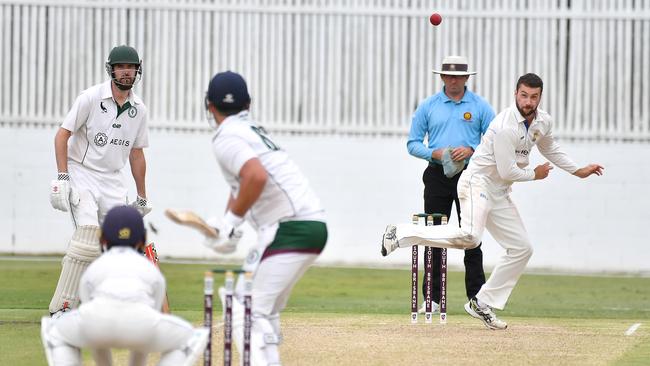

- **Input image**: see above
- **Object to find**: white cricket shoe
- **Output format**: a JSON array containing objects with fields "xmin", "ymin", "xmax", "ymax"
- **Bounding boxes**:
[
  {"xmin": 381, "ymin": 225, "xmax": 399, "ymax": 257},
  {"xmin": 180, "ymin": 327, "xmax": 210, "ymax": 366},
  {"xmin": 418, "ymin": 301, "xmax": 440, "ymax": 314},
  {"xmin": 464, "ymin": 297, "xmax": 508, "ymax": 330}
]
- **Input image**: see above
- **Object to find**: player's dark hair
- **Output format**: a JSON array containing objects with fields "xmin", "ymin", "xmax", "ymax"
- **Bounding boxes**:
[
  {"xmin": 516, "ymin": 73, "xmax": 543, "ymax": 93},
  {"xmin": 214, "ymin": 103, "xmax": 250, "ymax": 116}
]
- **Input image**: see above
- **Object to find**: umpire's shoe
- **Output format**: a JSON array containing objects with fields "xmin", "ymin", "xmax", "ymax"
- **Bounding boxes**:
[
  {"xmin": 464, "ymin": 297, "xmax": 508, "ymax": 330},
  {"xmin": 381, "ymin": 225, "xmax": 399, "ymax": 256}
]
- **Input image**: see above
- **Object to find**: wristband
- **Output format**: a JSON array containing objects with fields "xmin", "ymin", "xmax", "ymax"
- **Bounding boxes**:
[
  {"xmin": 58, "ymin": 172, "xmax": 70, "ymax": 181},
  {"xmin": 223, "ymin": 210, "xmax": 244, "ymax": 228}
]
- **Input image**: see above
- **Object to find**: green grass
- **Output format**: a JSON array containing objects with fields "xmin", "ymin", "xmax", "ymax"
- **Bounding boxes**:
[{"xmin": 1, "ymin": 259, "xmax": 649, "ymax": 365}]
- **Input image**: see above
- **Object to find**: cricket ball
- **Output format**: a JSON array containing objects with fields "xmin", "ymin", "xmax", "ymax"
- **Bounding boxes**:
[{"xmin": 430, "ymin": 13, "xmax": 442, "ymax": 26}]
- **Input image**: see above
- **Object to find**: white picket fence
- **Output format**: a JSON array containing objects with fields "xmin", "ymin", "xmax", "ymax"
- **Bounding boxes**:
[{"xmin": 1, "ymin": 0, "xmax": 649, "ymax": 140}]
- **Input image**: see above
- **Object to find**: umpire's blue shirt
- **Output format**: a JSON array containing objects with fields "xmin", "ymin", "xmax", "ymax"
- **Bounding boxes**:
[{"xmin": 407, "ymin": 87, "xmax": 495, "ymax": 164}]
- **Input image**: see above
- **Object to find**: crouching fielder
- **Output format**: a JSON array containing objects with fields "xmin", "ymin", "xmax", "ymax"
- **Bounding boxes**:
[
  {"xmin": 41, "ymin": 206, "xmax": 208, "ymax": 366},
  {"xmin": 381, "ymin": 73, "xmax": 603, "ymax": 330},
  {"xmin": 202, "ymin": 71, "xmax": 328, "ymax": 365}
]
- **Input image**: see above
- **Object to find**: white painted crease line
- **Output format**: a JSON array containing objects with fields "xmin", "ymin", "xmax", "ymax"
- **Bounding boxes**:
[{"xmin": 625, "ymin": 323, "xmax": 641, "ymax": 336}]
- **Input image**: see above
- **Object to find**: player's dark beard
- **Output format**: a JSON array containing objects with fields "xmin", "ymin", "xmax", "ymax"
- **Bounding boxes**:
[
  {"xmin": 516, "ymin": 101, "xmax": 536, "ymax": 119},
  {"xmin": 114, "ymin": 77, "xmax": 134, "ymax": 90}
]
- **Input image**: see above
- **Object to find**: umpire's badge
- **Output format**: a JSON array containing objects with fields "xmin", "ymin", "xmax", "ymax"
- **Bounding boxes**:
[
  {"xmin": 128, "ymin": 106, "xmax": 138, "ymax": 118},
  {"xmin": 94, "ymin": 132, "xmax": 108, "ymax": 147},
  {"xmin": 463, "ymin": 112, "xmax": 472, "ymax": 121}
]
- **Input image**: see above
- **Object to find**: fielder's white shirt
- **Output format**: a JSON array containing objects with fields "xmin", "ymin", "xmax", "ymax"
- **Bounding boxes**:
[
  {"xmin": 79, "ymin": 246, "xmax": 165, "ymax": 310},
  {"xmin": 467, "ymin": 104, "xmax": 579, "ymax": 191},
  {"xmin": 61, "ymin": 80, "xmax": 149, "ymax": 173},
  {"xmin": 212, "ymin": 111, "xmax": 325, "ymax": 229}
]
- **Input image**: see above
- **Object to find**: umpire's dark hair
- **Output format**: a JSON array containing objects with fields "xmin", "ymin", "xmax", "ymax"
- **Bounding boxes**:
[{"xmin": 516, "ymin": 73, "xmax": 543, "ymax": 93}]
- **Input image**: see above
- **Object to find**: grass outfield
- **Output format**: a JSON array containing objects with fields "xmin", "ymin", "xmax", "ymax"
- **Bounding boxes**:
[{"xmin": 1, "ymin": 259, "xmax": 648, "ymax": 365}]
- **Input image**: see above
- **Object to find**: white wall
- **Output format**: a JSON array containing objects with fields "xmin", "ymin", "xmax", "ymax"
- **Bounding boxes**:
[{"xmin": 1, "ymin": 125, "xmax": 648, "ymax": 274}]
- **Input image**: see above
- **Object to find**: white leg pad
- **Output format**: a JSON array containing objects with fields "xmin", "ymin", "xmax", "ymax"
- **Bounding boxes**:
[
  {"xmin": 219, "ymin": 288, "xmax": 281, "ymax": 366},
  {"xmin": 49, "ymin": 226, "xmax": 101, "ymax": 313},
  {"xmin": 41, "ymin": 317, "xmax": 82, "ymax": 366}
]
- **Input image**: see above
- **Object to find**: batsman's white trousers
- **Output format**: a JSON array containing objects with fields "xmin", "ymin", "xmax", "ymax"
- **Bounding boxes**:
[
  {"xmin": 394, "ymin": 171, "xmax": 533, "ymax": 309},
  {"xmin": 68, "ymin": 161, "xmax": 128, "ymax": 227}
]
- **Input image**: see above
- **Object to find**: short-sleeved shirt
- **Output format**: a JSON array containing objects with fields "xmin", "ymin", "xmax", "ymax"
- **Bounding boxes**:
[
  {"xmin": 79, "ymin": 246, "xmax": 165, "ymax": 311},
  {"xmin": 61, "ymin": 80, "xmax": 149, "ymax": 173},
  {"xmin": 407, "ymin": 87, "xmax": 494, "ymax": 164},
  {"xmin": 468, "ymin": 104, "xmax": 579, "ymax": 191},
  {"xmin": 211, "ymin": 111, "xmax": 325, "ymax": 230}
]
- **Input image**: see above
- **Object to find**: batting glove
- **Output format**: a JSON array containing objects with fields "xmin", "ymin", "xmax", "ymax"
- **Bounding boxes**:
[
  {"xmin": 204, "ymin": 212, "xmax": 244, "ymax": 254},
  {"xmin": 49, "ymin": 173, "xmax": 80, "ymax": 212},
  {"xmin": 130, "ymin": 195, "xmax": 152, "ymax": 217}
]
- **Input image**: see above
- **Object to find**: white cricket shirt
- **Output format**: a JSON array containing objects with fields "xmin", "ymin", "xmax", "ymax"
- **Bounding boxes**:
[
  {"xmin": 467, "ymin": 104, "xmax": 579, "ymax": 191},
  {"xmin": 79, "ymin": 246, "xmax": 165, "ymax": 310},
  {"xmin": 61, "ymin": 80, "xmax": 149, "ymax": 173},
  {"xmin": 211, "ymin": 111, "xmax": 325, "ymax": 229}
]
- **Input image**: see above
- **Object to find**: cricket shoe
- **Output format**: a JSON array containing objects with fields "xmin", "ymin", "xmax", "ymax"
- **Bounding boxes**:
[
  {"xmin": 381, "ymin": 225, "xmax": 399, "ymax": 256},
  {"xmin": 464, "ymin": 297, "xmax": 507, "ymax": 330},
  {"xmin": 180, "ymin": 327, "xmax": 210, "ymax": 366},
  {"xmin": 418, "ymin": 301, "xmax": 440, "ymax": 314}
]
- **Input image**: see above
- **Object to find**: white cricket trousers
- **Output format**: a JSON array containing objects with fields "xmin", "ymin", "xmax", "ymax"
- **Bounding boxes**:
[
  {"xmin": 45, "ymin": 299, "xmax": 195, "ymax": 366},
  {"xmin": 395, "ymin": 171, "xmax": 533, "ymax": 309}
]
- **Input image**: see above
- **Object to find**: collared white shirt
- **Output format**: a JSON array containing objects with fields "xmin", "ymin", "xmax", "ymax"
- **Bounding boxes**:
[
  {"xmin": 79, "ymin": 246, "xmax": 165, "ymax": 310},
  {"xmin": 467, "ymin": 103, "xmax": 578, "ymax": 191},
  {"xmin": 61, "ymin": 80, "xmax": 149, "ymax": 173},
  {"xmin": 211, "ymin": 111, "xmax": 325, "ymax": 229}
]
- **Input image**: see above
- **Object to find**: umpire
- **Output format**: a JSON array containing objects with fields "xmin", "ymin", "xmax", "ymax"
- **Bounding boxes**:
[{"xmin": 407, "ymin": 55, "xmax": 495, "ymax": 312}]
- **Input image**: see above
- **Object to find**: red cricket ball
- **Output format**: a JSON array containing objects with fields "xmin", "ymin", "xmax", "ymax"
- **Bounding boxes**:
[{"xmin": 430, "ymin": 13, "xmax": 442, "ymax": 26}]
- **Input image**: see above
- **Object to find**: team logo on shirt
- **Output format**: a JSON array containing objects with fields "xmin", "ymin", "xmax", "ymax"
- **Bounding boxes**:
[
  {"xmin": 463, "ymin": 112, "xmax": 472, "ymax": 121},
  {"xmin": 128, "ymin": 106, "xmax": 138, "ymax": 118},
  {"xmin": 99, "ymin": 102, "xmax": 108, "ymax": 113},
  {"xmin": 531, "ymin": 131, "xmax": 540, "ymax": 142},
  {"xmin": 246, "ymin": 249, "xmax": 260, "ymax": 265},
  {"xmin": 94, "ymin": 132, "xmax": 108, "ymax": 147}
]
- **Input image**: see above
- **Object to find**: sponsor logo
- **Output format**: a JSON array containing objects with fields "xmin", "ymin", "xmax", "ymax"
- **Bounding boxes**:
[
  {"xmin": 479, "ymin": 192, "xmax": 488, "ymax": 201},
  {"xmin": 128, "ymin": 106, "xmax": 137, "ymax": 118},
  {"xmin": 100, "ymin": 102, "xmax": 108, "ymax": 113},
  {"xmin": 463, "ymin": 112, "xmax": 472, "ymax": 121},
  {"xmin": 515, "ymin": 149, "xmax": 529, "ymax": 156},
  {"xmin": 112, "ymin": 123, "xmax": 122, "ymax": 128},
  {"xmin": 110, "ymin": 138, "xmax": 130, "ymax": 147},
  {"xmin": 94, "ymin": 132, "xmax": 108, "ymax": 147}
]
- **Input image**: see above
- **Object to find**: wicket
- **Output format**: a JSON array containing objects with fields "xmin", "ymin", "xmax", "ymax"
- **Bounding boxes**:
[
  {"xmin": 411, "ymin": 213, "xmax": 448, "ymax": 324},
  {"xmin": 204, "ymin": 269, "xmax": 253, "ymax": 366}
]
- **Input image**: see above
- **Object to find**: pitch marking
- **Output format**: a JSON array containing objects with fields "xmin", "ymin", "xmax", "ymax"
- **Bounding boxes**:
[{"xmin": 624, "ymin": 323, "xmax": 641, "ymax": 336}]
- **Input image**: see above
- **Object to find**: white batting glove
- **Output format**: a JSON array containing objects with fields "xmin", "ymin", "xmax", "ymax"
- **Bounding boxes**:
[
  {"xmin": 49, "ymin": 173, "xmax": 80, "ymax": 212},
  {"xmin": 130, "ymin": 195, "xmax": 152, "ymax": 217},
  {"xmin": 204, "ymin": 212, "xmax": 244, "ymax": 254}
]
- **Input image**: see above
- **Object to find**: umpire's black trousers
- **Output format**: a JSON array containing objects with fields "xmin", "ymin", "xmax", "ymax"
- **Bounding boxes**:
[{"xmin": 422, "ymin": 163, "xmax": 486, "ymax": 303}]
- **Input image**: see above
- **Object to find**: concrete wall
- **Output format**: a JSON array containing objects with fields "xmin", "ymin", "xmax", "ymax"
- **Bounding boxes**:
[{"xmin": 1, "ymin": 125, "xmax": 648, "ymax": 274}]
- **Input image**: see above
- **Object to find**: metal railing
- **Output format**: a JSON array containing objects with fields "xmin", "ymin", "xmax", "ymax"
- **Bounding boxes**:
[{"xmin": 1, "ymin": 0, "xmax": 649, "ymax": 140}]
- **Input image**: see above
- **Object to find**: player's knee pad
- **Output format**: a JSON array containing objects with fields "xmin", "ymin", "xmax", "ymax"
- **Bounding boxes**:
[{"xmin": 49, "ymin": 226, "xmax": 101, "ymax": 313}]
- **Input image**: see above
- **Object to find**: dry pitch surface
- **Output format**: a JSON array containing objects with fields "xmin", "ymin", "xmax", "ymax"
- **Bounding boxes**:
[{"xmin": 107, "ymin": 313, "xmax": 646, "ymax": 365}]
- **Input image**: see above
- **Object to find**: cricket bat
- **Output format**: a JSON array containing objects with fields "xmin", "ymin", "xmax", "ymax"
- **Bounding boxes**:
[
  {"xmin": 164, "ymin": 208, "xmax": 219, "ymax": 238},
  {"xmin": 143, "ymin": 242, "xmax": 171, "ymax": 314}
]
